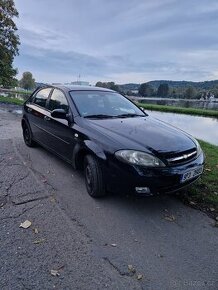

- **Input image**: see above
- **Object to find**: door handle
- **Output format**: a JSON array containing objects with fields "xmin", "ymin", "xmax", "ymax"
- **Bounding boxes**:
[{"xmin": 44, "ymin": 116, "xmax": 50, "ymax": 121}]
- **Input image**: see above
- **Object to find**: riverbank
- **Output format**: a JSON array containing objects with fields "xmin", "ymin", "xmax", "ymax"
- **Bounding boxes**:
[
  {"xmin": 139, "ymin": 103, "xmax": 218, "ymax": 118},
  {"xmin": 181, "ymin": 140, "xmax": 218, "ymax": 221},
  {"xmin": 0, "ymin": 95, "xmax": 24, "ymax": 105}
]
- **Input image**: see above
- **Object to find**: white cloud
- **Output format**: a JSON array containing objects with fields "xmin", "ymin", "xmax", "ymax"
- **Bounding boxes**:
[{"xmin": 14, "ymin": 0, "xmax": 218, "ymax": 83}]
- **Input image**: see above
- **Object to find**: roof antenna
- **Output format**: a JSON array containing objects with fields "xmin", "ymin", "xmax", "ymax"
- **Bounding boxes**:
[{"xmin": 77, "ymin": 74, "xmax": 81, "ymax": 83}]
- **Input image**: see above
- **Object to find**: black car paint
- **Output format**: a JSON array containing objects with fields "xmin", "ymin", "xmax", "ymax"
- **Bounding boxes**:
[{"xmin": 22, "ymin": 85, "xmax": 204, "ymax": 195}]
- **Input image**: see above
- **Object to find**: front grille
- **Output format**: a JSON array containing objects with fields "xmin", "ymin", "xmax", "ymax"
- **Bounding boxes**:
[{"xmin": 166, "ymin": 148, "xmax": 197, "ymax": 165}]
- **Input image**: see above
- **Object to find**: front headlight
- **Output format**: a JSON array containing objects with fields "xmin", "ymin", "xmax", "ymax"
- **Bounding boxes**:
[
  {"xmin": 195, "ymin": 140, "xmax": 202, "ymax": 156},
  {"xmin": 115, "ymin": 150, "xmax": 165, "ymax": 167}
]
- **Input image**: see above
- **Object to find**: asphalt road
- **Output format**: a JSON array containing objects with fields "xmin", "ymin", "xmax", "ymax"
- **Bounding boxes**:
[{"xmin": 0, "ymin": 105, "xmax": 217, "ymax": 290}]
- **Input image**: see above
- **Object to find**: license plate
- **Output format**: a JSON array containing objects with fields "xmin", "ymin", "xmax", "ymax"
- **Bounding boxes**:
[{"xmin": 181, "ymin": 166, "xmax": 203, "ymax": 183}]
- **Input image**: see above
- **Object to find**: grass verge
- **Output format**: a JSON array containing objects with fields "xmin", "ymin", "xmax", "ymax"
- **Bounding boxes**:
[
  {"xmin": 180, "ymin": 140, "xmax": 218, "ymax": 222},
  {"xmin": 138, "ymin": 102, "xmax": 218, "ymax": 118},
  {"xmin": 0, "ymin": 95, "xmax": 24, "ymax": 106}
]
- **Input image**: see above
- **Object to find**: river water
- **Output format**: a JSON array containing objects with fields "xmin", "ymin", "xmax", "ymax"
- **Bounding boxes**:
[{"xmin": 146, "ymin": 110, "xmax": 218, "ymax": 146}]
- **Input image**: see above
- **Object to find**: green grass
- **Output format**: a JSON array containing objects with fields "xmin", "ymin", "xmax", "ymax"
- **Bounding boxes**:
[
  {"xmin": 138, "ymin": 103, "xmax": 218, "ymax": 118},
  {"xmin": 0, "ymin": 95, "xmax": 24, "ymax": 105},
  {"xmin": 13, "ymin": 90, "xmax": 32, "ymax": 95},
  {"xmin": 183, "ymin": 140, "xmax": 218, "ymax": 216}
]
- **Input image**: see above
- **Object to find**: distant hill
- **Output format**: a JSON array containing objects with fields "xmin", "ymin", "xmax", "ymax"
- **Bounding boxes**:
[
  {"xmin": 118, "ymin": 83, "xmax": 140, "ymax": 92},
  {"xmin": 146, "ymin": 80, "xmax": 218, "ymax": 90},
  {"xmin": 119, "ymin": 80, "xmax": 218, "ymax": 92}
]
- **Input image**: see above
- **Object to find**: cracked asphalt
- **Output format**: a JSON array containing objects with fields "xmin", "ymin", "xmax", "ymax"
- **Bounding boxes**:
[{"xmin": 0, "ymin": 104, "xmax": 217, "ymax": 290}]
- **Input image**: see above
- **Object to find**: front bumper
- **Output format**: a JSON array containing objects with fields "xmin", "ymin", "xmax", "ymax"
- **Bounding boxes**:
[{"xmin": 104, "ymin": 152, "xmax": 205, "ymax": 195}]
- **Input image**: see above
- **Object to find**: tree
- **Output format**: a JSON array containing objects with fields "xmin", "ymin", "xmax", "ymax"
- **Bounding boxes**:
[
  {"xmin": 138, "ymin": 83, "xmax": 154, "ymax": 97},
  {"xmin": 0, "ymin": 0, "xmax": 20, "ymax": 87},
  {"xmin": 20, "ymin": 72, "xmax": 35, "ymax": 90},
  {"xmin": 157, "ymin": 84, "xmax": 169, "ymax": 97},
  {"xmin": 95, "ymin": 81, "xmax": 120, "ymax": 92},
  {"xmin": 184, "ymin": 86, "xmax": 197, "ymax": 99}
]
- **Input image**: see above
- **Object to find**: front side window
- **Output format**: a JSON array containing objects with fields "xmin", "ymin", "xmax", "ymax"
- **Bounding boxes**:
[
  {"xmin": 48, "ymin": 89, "xmax": 69, "ymax": 112},
  {"xmin": 33, "ymin": 88, "xmax": 52, "ymax": 108},
  {"xmin": 70, "ymin": 91, "xmax": 145, "ymax": 118}
]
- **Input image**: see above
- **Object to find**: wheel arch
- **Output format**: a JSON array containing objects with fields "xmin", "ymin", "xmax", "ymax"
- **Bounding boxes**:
[{"xmin": 72, "ymin": 140, "xmax": 106, "ymax": 170}]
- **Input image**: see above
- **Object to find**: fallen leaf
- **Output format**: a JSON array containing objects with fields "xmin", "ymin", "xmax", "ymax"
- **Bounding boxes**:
[
  {"xmin": 205, "ymin": 168, "xmax": 211, "ymax": 172},
  {"xmin": 128, "ymin": 265, "xmax": 136, "ymax": 273},
  {"xmin": 19, "ymin": 220, "xmax": 31, "ymax": 229},
  {"xmin": 111, "ymin": 243, "xmax": 117, "ymax": 247},
  {"xmin": 50, "ymin": 269, "xmax": 60, "ymax": 277},
  {"xmin": 137, "ymin": 274, "xmax": 143, "ymax": 280},
  {"xmin": 33, "ymin": 238, "xmax": 45, "ymax": 244},
  {"xmin": 189, "ymin": 201, "xmax": 196, "ymax": 206},
  {"xmin": 210, "ymin": 208, "xmax": 215, "ymax": 212},
  {"xmin": 50, "ymin": 197, "xmax": 56, "ymax": 203},
  {"xmin": 42, "ymin": 179, "xmax": 47, "ymax": 183},
  {"xmin": 214, "ymin": 192, "xmax": 218, "ymax": 196},
  {"xmin": 34, "ymin": 228, "xmax": 39, "ymax": 234},
  {"xmin": 215, "ymin": 216, "xmax": 218, "ymax": 221},
  {"xmin": 157, "ymin": 254, "xmax": 164, "ymax": 258},
  {"xmin": 164, "ymin": 215, "xmax": 176, "ymax": 222}
]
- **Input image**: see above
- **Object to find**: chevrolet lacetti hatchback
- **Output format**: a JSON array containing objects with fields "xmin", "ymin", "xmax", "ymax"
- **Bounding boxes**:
[{"xmin": 22, "ymin": 85, "xmax": 204, "ymax": 197}]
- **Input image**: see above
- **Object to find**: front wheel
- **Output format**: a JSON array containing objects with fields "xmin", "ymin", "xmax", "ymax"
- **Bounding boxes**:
[
  {"xmin": 22, "ymin": 122, "xmax": 37, "ymax": 147},
  {"xmin": 84, "ymin": 155, "xmax": 106, "ymax": 198}
]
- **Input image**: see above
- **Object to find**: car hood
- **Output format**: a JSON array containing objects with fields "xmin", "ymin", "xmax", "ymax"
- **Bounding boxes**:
[{"xmin": 86, "ymin": 116, "xmax": 196, "ymax": 154}]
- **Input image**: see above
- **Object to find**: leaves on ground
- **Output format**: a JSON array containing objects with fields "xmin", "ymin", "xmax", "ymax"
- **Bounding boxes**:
[
  {"xmin": 50, "ymin": 269, "xmax": 60, "ymax": 277},
  {"xmin": 137, "ymin": 274, "xmax": 143, "ymax": 280},
  {"xmin": 33, "ymin": 228, "xmax": 39, "ymax": 234},
  {"xmin": 111, "ymin": 243, "xmax": 117, "ymax": 247},
  {"xmin": 50, "ymin": 197, "xmax": 56, "ymax": 203},
  {"xmin": 128, "ymin": 264, "xmax": 136, "ymax": 274},
  {"xmin": 19, "ymin": 220, "xmax": 32, "ymax": 229},
  {"xmin": 33, "ymin": 238, "xmax": 46, "ymax": 244},
  {"xmin": 164, "ymin": 214, "xmax": 176, "ymax": 222}
]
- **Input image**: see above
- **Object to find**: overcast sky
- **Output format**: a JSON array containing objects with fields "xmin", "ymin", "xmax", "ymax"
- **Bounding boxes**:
[{"xmin": 14, "ymin": 0, "xmax": 218, "ymax": 84}]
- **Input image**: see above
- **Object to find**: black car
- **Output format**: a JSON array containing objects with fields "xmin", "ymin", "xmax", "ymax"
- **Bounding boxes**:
[{"xmin": 22, "ymin": 85, "xmax": 204, "ymax": 197}]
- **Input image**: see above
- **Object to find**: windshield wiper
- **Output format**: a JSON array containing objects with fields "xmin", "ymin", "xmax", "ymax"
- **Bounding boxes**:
[
  {"xmin": 116, "ymin": 113, "xmax": 145, "ymax": 118},
  {"xmin": 84, "ymin": 114, "xmax": 116, "ymax": 119}
]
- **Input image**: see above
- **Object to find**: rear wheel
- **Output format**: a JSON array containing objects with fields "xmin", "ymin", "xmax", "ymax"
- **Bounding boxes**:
[
  {"xmin": 84, "ymin": 155, "xmax": 106, "ymax": 197},
  {"xmin": 22, "ymin": 122, "xmax": 37, "ymax": 147}
]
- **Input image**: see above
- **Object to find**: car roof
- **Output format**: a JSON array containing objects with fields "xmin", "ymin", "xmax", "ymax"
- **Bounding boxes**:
[{"xmin": 48, "ymin": 85, "xmax": 115, "ymax": 93}]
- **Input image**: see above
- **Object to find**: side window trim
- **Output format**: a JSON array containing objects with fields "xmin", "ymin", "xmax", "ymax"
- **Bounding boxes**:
[{"xmin": 45, "ymin": 88, "xmax": 54, "ymax": 110}]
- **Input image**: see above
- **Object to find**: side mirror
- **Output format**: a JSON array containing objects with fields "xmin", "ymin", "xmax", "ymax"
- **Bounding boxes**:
[{"xmin": 51, "ymin": 109, "xmax": 67, "ymax": 119}]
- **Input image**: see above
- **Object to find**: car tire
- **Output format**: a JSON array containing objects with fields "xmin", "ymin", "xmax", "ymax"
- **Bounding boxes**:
[
  {"xmin": 22, "ymin": 122, "xmax": 37, "ymax": 147},
  {"xmin": 84, "ymin": 155, "xmax": 106, "ymax": 197}
]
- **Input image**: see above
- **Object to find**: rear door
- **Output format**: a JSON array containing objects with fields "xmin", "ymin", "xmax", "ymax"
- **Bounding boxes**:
[
  {"xmin": 45, "ymin": 88, "xmax": 75, "ymax": 161},
  {"xmin": 26, "ymin": 88, "xmax": 53, "ymax": 145}
]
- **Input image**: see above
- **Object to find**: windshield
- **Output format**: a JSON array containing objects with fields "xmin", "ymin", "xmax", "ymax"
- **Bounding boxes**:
[{"xmin": 70, "ymin": 91, "xmax": 146, "ymax": 118}]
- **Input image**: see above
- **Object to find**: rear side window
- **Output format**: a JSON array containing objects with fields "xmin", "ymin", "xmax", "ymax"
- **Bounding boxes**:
[
  {"xmin": 33, "ymin": 88, "xmax": 52, "ymax": 108},
  {"xmin": 47, "ymin": 89, "xmax": 69, "ymax": 113}
]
